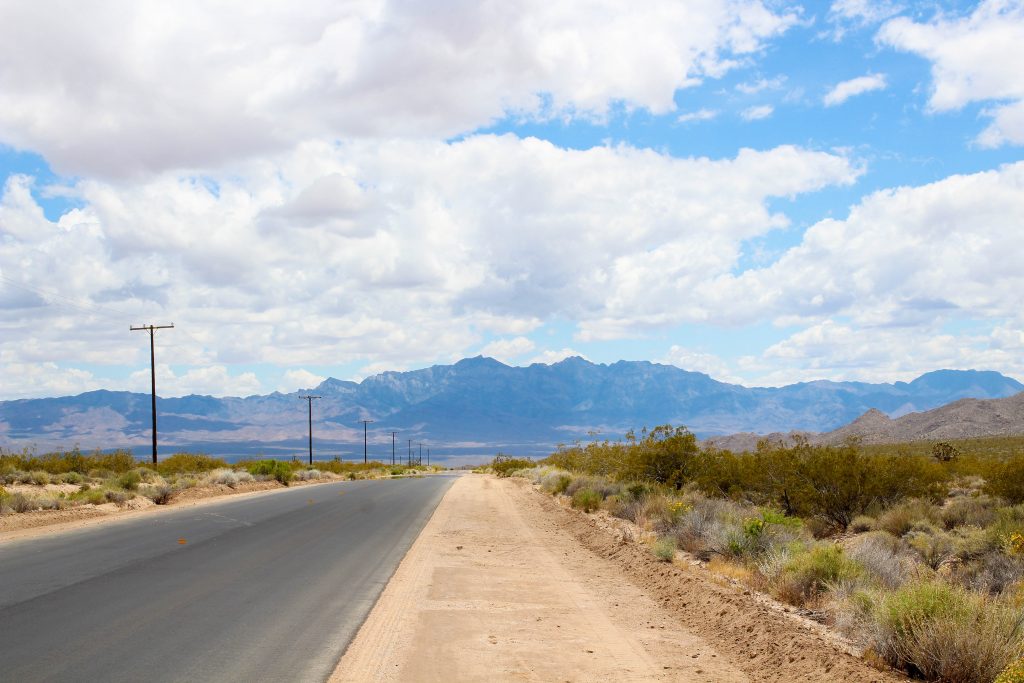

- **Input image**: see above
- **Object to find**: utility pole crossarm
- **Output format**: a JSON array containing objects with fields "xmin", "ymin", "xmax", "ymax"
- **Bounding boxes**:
[{"xmin": 131, "ymin": 323, "xmax": 174, "ymax": 465}]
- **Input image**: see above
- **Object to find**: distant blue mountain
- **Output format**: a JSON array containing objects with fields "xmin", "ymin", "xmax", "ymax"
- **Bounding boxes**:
[{"xmin": 0, "ymin": 359, "xmax": 1021, "ymax": 463}]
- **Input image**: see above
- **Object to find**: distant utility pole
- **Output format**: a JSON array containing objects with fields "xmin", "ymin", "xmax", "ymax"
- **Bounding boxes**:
[
  {"xmin": 130, "ymin": 323, "xmax": 174, "ymax": 465},
  {"xmin": 300, "ymin": 395, "xmax": 321, "ymax": 465},
  {"xmin": 407, "ymin": 439, "xmax": 412, "ymax": 466},
  {"xmin": 418, "ymin": 442, "xmax": 423, "ymax": 466},
  {"xmin": 427, "ymin": 448, "xmax": 430, "ymax": 467},
  {"xmin": 359, "ymin": 419, "xmax": 374, "ymax": 464},
  {"xmin": 390, "ymin": 431, "xmax": 399, "ymax": 466}
]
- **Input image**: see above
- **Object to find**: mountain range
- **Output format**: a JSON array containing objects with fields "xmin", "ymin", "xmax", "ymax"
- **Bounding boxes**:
[{"xmin": 1, "ymin": 357, "xmax": 1021, "ymax": 463}]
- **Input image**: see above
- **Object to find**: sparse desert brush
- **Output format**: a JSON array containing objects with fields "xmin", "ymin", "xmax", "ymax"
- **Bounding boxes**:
[
  {"xmin": 117, "ymin": 470, "xmax": 142, "ymax": 491},
  {"xmin": 104, "ymin": 489, "xmax": 132, "ymax": 505},
  {"xmin": 772, "ymin": 543, "xmax": 863, "ymax": 607},
  {"xmin": 56, "ymin": 471, "xmax": 84, "ymax": 485},
  {"xmin": 941, "ymin": 494, "xmax": 999, "ymax": 530},
  {"xmin": 156, "ymin": 453, "xmax": 228, "ymax": 475},
  {"xmin": 571, "ymin": 488, "xmax": 602, "ymax": 512},
  {"xmin": 847, "ymin": 531, "xmax": 912, "ymax": 590},
  {"xmin": 489, "ymin": 454, "xmax": 534, "ymax": 478},
  {"xmin": 877, "ymin": 499, "xmax": 942, "ymax": 538},
  {"xmin": 145, "ymin": 485, "xmax": 174, "ymax": 505},
  {"xmin": 540, "ymin": 471, "xmax": 573, "ymax": 495},
  {"xmin": 652, "ymin": 536, "xmax": 676, "ymax": 561},
  {"xmin": 293, "ymin": 469, "xmax": 323, "ymax": 481},
  {"xmin": 871, "ymin": 580, "xmax": 1024, "ymax": 683},
  {"xmin": 849, "ymin": 515, "xmax": 877, "ymax": 533},
  {"xmin": 29, "ymin": 470, "xmax": 50, "ymax": 486},
  {"xmin": 205, "ymin": 468, "xmax": 240, "ymax": 487},
  {"xmin": 247, "ymin": 459, "xmax": 293, "ymax": 485}
]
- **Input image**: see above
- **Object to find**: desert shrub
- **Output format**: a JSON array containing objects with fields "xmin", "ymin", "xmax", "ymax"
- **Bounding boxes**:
[
  {"xmin": 954, "ymin": 551, "xmax": 1024, "ymax": 595},
  {"xmin": 117, "ymin": 470, "xmax": 142, "ymax": 491},
  {"xmin": 490, "ymin": 454, "xmax": 534, "ymax": 477},
  {"xmin": 156, "ymin": 453, "xmax": 228, "ymax": 475},
  {"xmin": 104, "ymin": 489, "xmax": 131, "ymax": 505},
  {"xmin": 871, "ymin": 580, "xmax": 1024, "ymax": 682},
  {"xmin": 540, "ymin": 471, "xmax": 573, "ymax": 495},
  {"xmin": 877, "ymin": 499, "xmax": 942, "ymax": 537},
  {"xmin": 57, "ymin": 471, "xmax": 84, "ymax": 485},
  {"xmin": 205, "ymin": 468, "xmax": 240, "ymax": 487},
  {"xmin": 850, "ymin": 515, "xmax": 877, "ymax": 533},
  {"xmin": 145, "ymin": 485, "xmax": 174, "ymax": 505},
  {"xmin": 247, "ymin": 459, "xmax": 293, "ymax": 485},
  {"xmin": 293, "ymin": 469, "xmax": 323, "ymax": 481},
  {"xmin": 773, "ymin": 543, "xmax": 863, "ymax": 606},
  {"xmin": 847, "ymin": 531, "xmax": 910, "ymax": 589},
  {"xmin": 941, "ymin": 494, "xmax": 999, "ymax": 530},
  {"xmin": 29, "ymin": 470, "xmax": 50, "ymax": 486},
  {"xmin": 653, "ymin": 536, "xmax": 676, "ymax": 561},
  {"xmin": 571, "ymin": 488, "xmax": 602, "ymax": 512},
  {"xmin": 987, "ymin": 454, "xmax": 1024, "ymax": 504},
  {"xmin": 616, "ymin": 425, "xmax": 700, "ymax": 487},
  {"xmin": 7, "ymin": 492, "xmax": 35, "ymax": 512}
]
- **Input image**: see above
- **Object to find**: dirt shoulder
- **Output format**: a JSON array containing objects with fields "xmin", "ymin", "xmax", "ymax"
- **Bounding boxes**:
[
  {"xmin": 0, "ymin": 477, "xmax": 330, "ymax": 543},
  {"xmin": 332, "ymin": 474, "xmax": 903, "ymax": 683}
]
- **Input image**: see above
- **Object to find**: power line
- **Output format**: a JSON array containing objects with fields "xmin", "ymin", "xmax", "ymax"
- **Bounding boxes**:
[
  {"xmin": 130, "ymin": 323, "xmax": 174, "ymax": 464},
  {"xmin": 300, "ymin": 395, "xmax": 321, "ymax": 466}
]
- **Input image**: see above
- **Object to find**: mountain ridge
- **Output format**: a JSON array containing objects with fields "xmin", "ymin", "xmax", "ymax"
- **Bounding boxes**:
[{"xmin": 1, "ymin": 359, "xmax": 1021, "ymax": 462}]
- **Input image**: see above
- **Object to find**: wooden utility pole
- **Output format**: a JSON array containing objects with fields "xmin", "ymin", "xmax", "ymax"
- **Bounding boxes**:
[
  {"xmin": 300, "ymin": 396, "xmax": 321, "ymax": 465},
  {"xmin": 130, "ymin": 323, "xmax": 174, "ymax": 465}
]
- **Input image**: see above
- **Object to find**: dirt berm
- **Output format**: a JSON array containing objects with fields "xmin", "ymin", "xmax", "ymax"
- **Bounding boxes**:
[{"xmin": 333, "ymin": 474, "xmax": 903, "ymax": 682}]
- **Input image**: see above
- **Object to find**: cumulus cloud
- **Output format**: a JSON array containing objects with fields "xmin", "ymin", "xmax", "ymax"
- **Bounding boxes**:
[
  {"xmin": 478, "ymin": 337, "xmax": 536, "ymax": 364},
  {"xmin": 828, "ymin": 0, "xmax": 904, "ymax": 39},
  {"xmin": 823, "ymin": 74, "xmax": 887, "ymax": 106},
  {"xmin": 661, "ymin": 346, "xmax": 743, "ymax": 383},
  {"xmin": 741, "ymin": 104, "xmax": 774, "ymax": 120},
  {"xmin": 529, "ymin": 348, "xmax": 588, "ymax": 365},
  {"xmin": 278, "ymin": 369, "xmax": 327, "ymax": 394},
  {"xmin": 0, "ymin": 0, "xmax": 798, "ymax": 177},
  {"xmin": 878, "ymin": 0, "xmax": 1024, "ymax": 145}
]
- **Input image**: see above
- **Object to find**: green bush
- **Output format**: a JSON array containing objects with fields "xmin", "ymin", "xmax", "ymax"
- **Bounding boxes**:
[
  {"xmin": 29, "ymin": 470, "xmax": 50, "ymax": 486},
  {"xmin": 570, "ymin": 488, "xmax": 602, "ymax": 512},
  {"xmin": 773, "ymin": 543, "xmax": 863, "ymax": 606},
  {"xmin": 872, "ymin": 580, "xmax": 1024, "ymax": 683},
  {"xmin": 145, "ymin": 485, "xmax": 174, "ymax": 505},
  {"xmin": 490, "ymin": 454, "xmax": 534, "ymax": 477},
  {"xmin": 877, "ymin": 499, "xmax": 942, "ymax": 537},
  {"xmin": 247, "ymin": 459, "xmax": 294, "ymax": 485},
  {"xmin": 653, "ymin": 536, "xmax": 676, "ymax": 561},
  {"xmin": 156, "ymin": 453, "xmax": 228, "ymax": 475},
  {"xmin": 117, "ymin": 470, "xmax": 142, "ymax": 491}
]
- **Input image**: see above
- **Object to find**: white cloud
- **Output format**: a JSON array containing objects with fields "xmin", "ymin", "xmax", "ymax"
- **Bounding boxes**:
[
  {"xmin": 828, "ymin": 0, "xmax": 904, "ymax": 39},
  {"xmin": 479, "ymin": 337, "xmax": 536, "ymax": 364},
  {"xmin": 0, "ymin": 136, "xmax": 858, "ymax": 397},
  {"xmin": 823, "ymin": 74, "xmax": 887, "ymax": 106},
  {"xmin": 677, "ymin": 108, "xmax": 719, "ymax": 123},
  {"xmin": 528, "ymin": 348, "xmax": 588, "ymax": 365},
  {"xmin": 660, "ymin": 346, "xmax": 743, "ymax": 383},
  {"xmin": 127, "ymin": 365, "xmax": 264, "ymax": 398},
  {"xmin": 736, "ymin": 75, "xmax": 786, "ymax": 94},
  {"xmin": 878, "ymin": 0, "xmax": 1024, "ymax": 146},
  {"xmin": 741, "ymin": 104, "xmax": 774, "ymax": 120},
  {"xmin": 278, "ymin": 369, "xmax": 327, "ymax": 393},
  {"xmin": 0, "ymin": 0, "xmax": 798, "ymax": 177}
]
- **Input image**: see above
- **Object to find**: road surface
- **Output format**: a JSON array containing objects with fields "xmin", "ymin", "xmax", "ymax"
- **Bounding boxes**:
[{"xmin": 0, "ymin": 474, "xmax": 457, "ymax": 682}]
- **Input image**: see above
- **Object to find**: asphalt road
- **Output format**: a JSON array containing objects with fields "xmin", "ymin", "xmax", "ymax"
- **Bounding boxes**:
[{"xmin": 0, "ymin": 474, "xmax": 458, "ymax": 682}]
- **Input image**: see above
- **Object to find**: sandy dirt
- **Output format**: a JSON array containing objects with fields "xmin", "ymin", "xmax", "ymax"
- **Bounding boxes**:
[{"xmin": 332, "ymin": 474, "xmax": 903, "ymax": 683}]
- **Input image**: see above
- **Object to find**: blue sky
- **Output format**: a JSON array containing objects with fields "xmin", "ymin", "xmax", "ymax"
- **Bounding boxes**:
[{"xmin": 1, "ymin": 0, "xmax": 1023, "ymax": 399}]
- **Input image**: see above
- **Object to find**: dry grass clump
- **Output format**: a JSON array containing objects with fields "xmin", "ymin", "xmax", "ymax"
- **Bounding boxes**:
[
  {"xmin": 570, "ymin": 488, "xmax": 602, "ymax": 512},
  {"xmin": 867, "ymin": 580, "xmax": 1024, "ymax": 683},
  {"xmin": 877, "ymin": 499, "xmax": 942, "ymax": 537},
  {"xmin": 769, "ymin": 544, "xmax": 863, "ymax": 607},
  {"xmin": 652, "ymin": 536, "xmax": 676, "ymax": 561},
  {"xmin": 292, "ymin": 469, "xmax": 323, "ymax": 481},
  {"xmin": 847, "ymin": 531, "xmax": 913, "ymax": 589}
]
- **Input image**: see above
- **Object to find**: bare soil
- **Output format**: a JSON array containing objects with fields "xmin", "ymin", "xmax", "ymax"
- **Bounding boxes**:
[{"xmin": 333, "ymin": 474, "xmax": 904, "ymax": 682}]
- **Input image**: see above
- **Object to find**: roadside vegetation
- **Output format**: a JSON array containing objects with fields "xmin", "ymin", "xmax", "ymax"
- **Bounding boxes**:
[
  {"xmin": 0, "ymin": 447, "xmax": 443, "ymax": 514},
  {"xmin": 495, "ymin": 429, "xmax": 1024, "ymax": 683}
]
